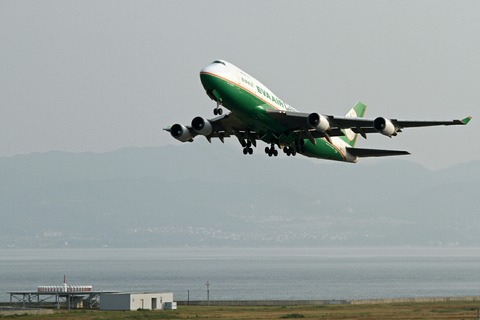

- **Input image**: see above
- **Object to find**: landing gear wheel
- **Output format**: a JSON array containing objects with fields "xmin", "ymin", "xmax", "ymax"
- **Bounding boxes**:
[
  {"xmin": 243, "ymin": 147, "xmax": 254, "ymax": 155},
  {"xmin": 265, "ymin": 143, "xmax": 280, "ymax": 157},
  {"xmin": 265, "ymin": 144, "xmax": 278, "ymax": 157},
  {"xmin": 213, "ymin": 107, "xmax": 223, "ymax": 115},
  {"xmin": 287, "ymin": 146, "xmax": 296, "ymax": 156}
]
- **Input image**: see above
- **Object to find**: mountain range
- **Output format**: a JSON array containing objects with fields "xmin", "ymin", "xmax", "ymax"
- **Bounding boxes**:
[{"xmin": 1, "ymin": 143, "xmax": 478, "ymax": 247}]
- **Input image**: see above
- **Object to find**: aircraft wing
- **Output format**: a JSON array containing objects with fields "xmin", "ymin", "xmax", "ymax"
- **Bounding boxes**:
[
  {"xmin": 330, "ymin": 116, "xmax": 472, "ymax": 129},
  {"xmin": 166, "ymin": 108, "xmax": 471, "ymax": 149},
  {"xmin": 266, "ymin": 110, "xmax": 471, "ymax": 138},
  {"xmin": 163, "ymin": 112, "xmax": 256, "ymax": 143}
]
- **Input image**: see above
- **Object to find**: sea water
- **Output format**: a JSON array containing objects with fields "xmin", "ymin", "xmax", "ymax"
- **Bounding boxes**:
[{"xmin": 1, "ymin": 247, "xmax": 480, "ymax": 302}]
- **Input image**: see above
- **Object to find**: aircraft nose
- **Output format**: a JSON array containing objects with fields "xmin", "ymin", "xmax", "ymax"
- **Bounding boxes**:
[
  {"xmin": 200, "ymin": 60, "xmax": 231, "ymax": 91},
  {"xmin": 200, "ymin": 60, "xmax": 228, "ymax": 76}
]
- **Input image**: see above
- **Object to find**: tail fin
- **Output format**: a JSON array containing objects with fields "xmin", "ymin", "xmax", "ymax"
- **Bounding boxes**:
[{"xmin": 340, "ymin": 101, "xmax": 367, "ymax": 147}]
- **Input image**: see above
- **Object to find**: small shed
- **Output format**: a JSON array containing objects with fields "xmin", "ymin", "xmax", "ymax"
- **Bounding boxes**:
[{"xmin": 100, "ymin": 292, "xmax": 176, "ymax": 311}]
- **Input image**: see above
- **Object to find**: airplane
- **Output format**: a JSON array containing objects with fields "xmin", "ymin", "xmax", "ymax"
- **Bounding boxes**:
[{"xmin": 164, "ymin": 60, "xmax": 472, "ymax": 163}]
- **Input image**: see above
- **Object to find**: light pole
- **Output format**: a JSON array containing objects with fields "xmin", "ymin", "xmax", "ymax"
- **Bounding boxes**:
[{"xmin": 205, "ymin": 281, "xmax": 210, "ymax": 304}]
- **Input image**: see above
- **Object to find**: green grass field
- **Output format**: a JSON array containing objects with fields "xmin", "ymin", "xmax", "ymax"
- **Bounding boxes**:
[{"xmin": 2, "ymin": 301, "xmax": 480, "ymax": 320}]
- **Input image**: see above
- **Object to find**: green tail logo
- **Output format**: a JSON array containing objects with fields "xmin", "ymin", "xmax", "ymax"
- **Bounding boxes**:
[{"xmin": 341, "ymin": 101, "xmax": 367, "ymax": 147}]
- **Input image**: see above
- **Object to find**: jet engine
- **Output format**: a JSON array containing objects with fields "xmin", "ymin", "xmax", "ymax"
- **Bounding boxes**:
[
  {"xmin": 373, "ymin": 117, "xmax": 397, "ymax": 137},
  {"xmin": 307, "ymin": 113, "xmax": 330, "ymax": 132},
  {"xmin": 191, "ymin": 116, "xmax": 213, "ymax": 136},
  {"xmin": 170, "ymin": 124, "xmax": 193, "ymax": 142}
]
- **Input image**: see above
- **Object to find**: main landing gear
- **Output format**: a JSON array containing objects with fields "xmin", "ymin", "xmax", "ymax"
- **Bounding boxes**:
[
  {"xmin": 283, "ymin": 146, "xmax": 296, "ymax": 156},
  {"xmin": 265, "ymin": 144, "xmax": 278, "ymax": 157},
  {"xmin": 241, "ymin": 139, "xmax": 305, "ymax": 158},
  {"xmin": 282, "ymin": 140, "xmax": 305, "ymax": 157},
  {"xmin": 242, "ymin": 140, "xmax": 254, "ymax": 155}
]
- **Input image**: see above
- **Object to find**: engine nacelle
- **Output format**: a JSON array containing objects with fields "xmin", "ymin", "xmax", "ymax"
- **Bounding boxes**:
[
  {"xmin": 170, "ymin": 124, "xmax": 193, "ymax": 142},
  {"xmin": 373, "ymin": 117, "xmax": 397, "ymax": 137},
  {"xmin": 307, "ymin": 113, "xmax": 330, "ymax": 132},
  {"xmin": 191, "ymin": 116, "xmax": 213, "ymax": 136}
]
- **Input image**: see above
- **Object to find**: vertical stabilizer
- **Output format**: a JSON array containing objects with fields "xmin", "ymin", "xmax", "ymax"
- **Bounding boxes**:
[{"xmin": 340, "ymin": 101, "xmax": 367, "ymax": 147}]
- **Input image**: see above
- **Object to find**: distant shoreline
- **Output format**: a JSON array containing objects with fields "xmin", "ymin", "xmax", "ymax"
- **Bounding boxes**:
[{"xmin": 3, "ymin": 296, "xmax": 480, "ymax": 306}]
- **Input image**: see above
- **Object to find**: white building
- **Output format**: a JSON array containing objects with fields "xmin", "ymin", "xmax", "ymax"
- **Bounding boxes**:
[{"xmin": 100, "ymin": 292, "xmax": 176, "ymax": 311}]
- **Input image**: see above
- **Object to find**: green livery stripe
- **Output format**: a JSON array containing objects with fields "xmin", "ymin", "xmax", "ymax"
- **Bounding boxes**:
[
  {"xmin": 200, "ymin": 72, "xmax": 347, "ymax": 162},
  {"xmin": 200, "ymin": 72, "xmax": 288, "ymax": 133},
  {"xmin": 303, "ymin": 139, "xmax": 346, "ymax": 161},
  {"xmin": 200, "ymin": 72, "xmax": 281, "ymax": 112}
]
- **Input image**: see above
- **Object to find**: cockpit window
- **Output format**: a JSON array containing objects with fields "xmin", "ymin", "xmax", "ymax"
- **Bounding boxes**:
[{"xmin": 212, "ymin": 60, "xmax": 226, "ymax": 66}]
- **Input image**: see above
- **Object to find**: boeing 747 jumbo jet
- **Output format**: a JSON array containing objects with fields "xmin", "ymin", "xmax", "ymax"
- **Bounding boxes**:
[{"xmin": 165, "ymin": 60, "xmax": 471, "ymax": 163}]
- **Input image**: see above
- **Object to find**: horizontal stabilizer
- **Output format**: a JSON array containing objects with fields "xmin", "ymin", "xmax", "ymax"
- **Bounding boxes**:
[{"xmin": 347, "ymin": 147, "xmax": 410, "ymax": 158}]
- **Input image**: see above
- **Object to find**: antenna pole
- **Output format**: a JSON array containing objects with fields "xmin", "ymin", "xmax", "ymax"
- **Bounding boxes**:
[{"xmin": 205, "ymin": 281, "xmax": 210, "ymax": 304}]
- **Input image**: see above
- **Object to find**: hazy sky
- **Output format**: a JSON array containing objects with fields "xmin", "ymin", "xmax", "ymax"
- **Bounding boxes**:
[{"xmin": 1, "ymin": 0, "xmax": 478, "ymax": 169}]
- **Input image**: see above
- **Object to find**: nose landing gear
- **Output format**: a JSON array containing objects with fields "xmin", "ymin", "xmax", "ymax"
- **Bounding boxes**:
[{"xmin": 213, "ymin": 101, "xmax": 223, "ymax": 115}]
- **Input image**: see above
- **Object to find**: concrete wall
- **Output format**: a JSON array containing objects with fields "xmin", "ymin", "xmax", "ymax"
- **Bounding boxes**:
[
  {"xmin": 178, "ymin": 300, "xmax": 348, "ymax": 306},
  {"xmin": 350, "ymin": 296, "xmax": 480, "ymax": 304},
  {"xmin": 100, "ymin": 292, "xmax": 174, "ymax": 311},
  {"xmin": 178, "ymin": 296, "xmax": 480, "ymax": 307}
]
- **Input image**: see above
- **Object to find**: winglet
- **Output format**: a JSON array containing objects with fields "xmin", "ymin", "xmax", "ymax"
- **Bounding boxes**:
[{"xmin": 461, "ymin": 116, "xmax": 472, "ymax": 125}]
